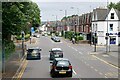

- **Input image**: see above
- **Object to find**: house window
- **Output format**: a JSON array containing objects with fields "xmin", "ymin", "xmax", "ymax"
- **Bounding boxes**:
[
  {"xmin": 110, "ymin": 24, "xmax": 113, "ymax": 31},
  {"xmin": 111, "ymin": 13, "xmax": 114, "ymax": 19}
]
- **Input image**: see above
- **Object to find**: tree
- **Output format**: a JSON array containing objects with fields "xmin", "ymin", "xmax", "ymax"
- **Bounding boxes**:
[
  {"xmin": 107, "ymin": 2, "xmax": 115, "ymax": 9},
  {"xmin": 108, "ymin": 1, "xmax": 120, "ymax": 11},
  {"xmin": 2, "ymin": 2, "xmax": 41, "ymax": 41}
]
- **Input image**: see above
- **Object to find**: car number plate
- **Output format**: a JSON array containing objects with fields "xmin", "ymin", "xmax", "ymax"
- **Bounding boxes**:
[{"xmin": 59, "ymin": 71, "xmax": 66, "ymax": 74}]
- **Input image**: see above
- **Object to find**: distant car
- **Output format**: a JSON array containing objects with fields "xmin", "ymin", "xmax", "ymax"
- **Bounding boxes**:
[
  {"xmin": 33, "ymin": 34, "xmax": 40, "ymax": 38},
  {"xmin": 54, "ymin": 37, "xmax": 60, "ymax": 42},
  {"xmin": 51, "ymin": 36, "xmax": 56, "ymax": 40},
  {"xmin": 36, "ymin": 34, "xmax": 40, "ymax": 38},
  {"xmin": 50, "ymin": 58, "xmax": 73, "ymax": 77},
  {"xmin": 51, "ymin": 36, "xmax": 60, "ymax": 42},
  {"xmin": 49, "ymin": 48, "xmax": 63, "ymax": 60},
  {"xmin": 26, "ymin": 47, "xmax": 41, "ymax": 60}
]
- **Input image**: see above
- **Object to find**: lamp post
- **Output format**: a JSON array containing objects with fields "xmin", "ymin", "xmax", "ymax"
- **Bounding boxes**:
[
  {"xmin": 21, "ymin": 31, "xmax": 25, "ymax": 57},
  {"xmin": 106, "ymin": 0, "xmax": 109, "ymax": 54}
]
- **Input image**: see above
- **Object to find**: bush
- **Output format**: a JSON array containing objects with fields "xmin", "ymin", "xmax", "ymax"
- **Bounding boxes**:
[
  {"xmin": 78, "ymin": 36, "xmax": 83, "ymax": 40},
  {"xmin": 25, "ymin": 34, "xmax": 30, "ymax": 40},
  {"xmin": 3, "ymin": 40, "xmax": 15, "ymax": 59},
  {"xmin": 16, "ymin": 34, "xmax": 30, "ymax": 40}
]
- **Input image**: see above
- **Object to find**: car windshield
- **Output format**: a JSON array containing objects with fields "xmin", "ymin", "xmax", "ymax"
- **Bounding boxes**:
[{"xmin": 57, "ymin": 60, "xmax": 70, "ymax": 66}]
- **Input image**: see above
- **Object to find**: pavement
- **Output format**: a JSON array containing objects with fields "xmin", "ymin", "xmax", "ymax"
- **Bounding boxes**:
[{"xmin": 2, "ymin": 37, "xmax": 36, "ymax": 79}]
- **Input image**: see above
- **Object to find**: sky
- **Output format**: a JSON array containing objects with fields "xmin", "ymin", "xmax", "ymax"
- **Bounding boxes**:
[{"xmin": 31, "ymin": 0, "xmax": 119, "ymax": 22}]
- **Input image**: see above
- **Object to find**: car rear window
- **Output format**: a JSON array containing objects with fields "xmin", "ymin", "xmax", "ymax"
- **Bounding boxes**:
[
  {"xmin": 28, "ymin": 49, "xmax": 39, "ymax": 53},
  {"xmin": 57, "ymin": 60, "xmax": 70, "ymax": 66}
]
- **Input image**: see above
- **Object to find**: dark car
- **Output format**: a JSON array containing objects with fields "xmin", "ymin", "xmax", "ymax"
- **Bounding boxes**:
[
  {"xmin": 50, "ymin": 58, "xmax": 73, "ymax": 77},
  {"xmin": 26, "ymin": 47, "xmax": 41, "ymax": 60},
  {"xmin": 49, "ymin": 48, "xmax": 63, "ymax": 60}
]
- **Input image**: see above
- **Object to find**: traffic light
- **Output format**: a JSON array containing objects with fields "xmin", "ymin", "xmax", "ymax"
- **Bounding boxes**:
[{"xmin": 106, "ymin": 33, "xmax": 109, "ymax": 36}]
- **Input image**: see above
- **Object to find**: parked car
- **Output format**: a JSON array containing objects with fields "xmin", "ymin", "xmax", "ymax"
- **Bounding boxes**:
[
  {"xmin": 26, "ymin": 47, "xmax": 41, "ymax": 60},
  {"xmin": 49, "ymin": 48, "xmax": 63, "ymax": 60},
  {"xmin": 50, "ymin": 58, "xmax": 73, "ymax": 77}
]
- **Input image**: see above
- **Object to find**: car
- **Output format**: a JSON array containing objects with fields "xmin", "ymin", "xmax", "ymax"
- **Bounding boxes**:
[
  {"xmin": 26, "ymin": 47, "xmax": 41, "ymax": 60},
  {"xmin": 51, "ymin": 36, "xmax": 60, "ymax": 42},
  {"xmin": 51, "ymin": 36, "xmax": 56, "ymax": 40},
  {"xmin": 54, "ymin": 37, "xmax": 60, "ymax": 42},
  {"xmin": 50, "ymin": 58, "xmax": 73, "ymax": 77},
  {"xmin": 49, "ymin": 48, "xmax": 63, "ymax": 60},
  {"xmin": 36, "ymin": 34, "xmax": 40, "ymax": 38}
]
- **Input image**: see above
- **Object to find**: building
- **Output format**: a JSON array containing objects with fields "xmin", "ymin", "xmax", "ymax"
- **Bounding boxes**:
[{"xmin": 92, "ymin": 8, "xmax": 120, "ymax": 45}]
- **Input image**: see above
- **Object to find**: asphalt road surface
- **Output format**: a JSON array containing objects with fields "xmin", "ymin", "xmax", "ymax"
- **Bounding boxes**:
[{"xmin": 21, "ymin": 35, "xmax": 118, "ymax": 79}]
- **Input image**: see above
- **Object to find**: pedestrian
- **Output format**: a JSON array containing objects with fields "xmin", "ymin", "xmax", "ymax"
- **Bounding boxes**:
[{"xmin": 72, "ymin": 37, "xmax": 75, "ymax": 44}]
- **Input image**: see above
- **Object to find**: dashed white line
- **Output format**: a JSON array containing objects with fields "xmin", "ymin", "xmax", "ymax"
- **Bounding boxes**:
[
  {"xmin": 99, "ymin": 72, "xmax": 103, "ymax": 75},
  {"xmin": 74, "ymin": 49, "xmax": 78, "ymax": 51},
  {"xmin": 73, "ymin": 69, "xmax": 77, "ymax": 75},
  {"xmin": 79, "ymin": 52, "xmax": 83, "ymax": 55},
  {"xmin": 90, "ymin": 66, "xmax": 94, "ymax": 69},
  {"xmin": 105, "ymin": 76, "xmax": 108, "ymax": 78},
  {"xmin": 94, "ymin": 69, "xmax": 98, "ymax": 72}
]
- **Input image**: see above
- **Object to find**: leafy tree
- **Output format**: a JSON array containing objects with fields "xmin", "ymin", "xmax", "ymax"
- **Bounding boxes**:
[
  {"xmin": 108, "ymin": 1, "xmax": 120, "ymax": 11},
  {"xmin": 2, "ymin": 2, "xmax": 41, "ymax": 41},
  {"xmin": 107, "ymin": 2, "xmax": 115, "ymax": 9}
]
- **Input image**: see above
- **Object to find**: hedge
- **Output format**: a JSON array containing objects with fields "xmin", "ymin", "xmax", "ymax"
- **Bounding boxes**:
[
  {"xmin": 16, "ymin": 34, "xmax": 30, "ymax": 40},
  {"xmin": 3, "ymin": 40, "xmax": 15, "ymax": 59}
]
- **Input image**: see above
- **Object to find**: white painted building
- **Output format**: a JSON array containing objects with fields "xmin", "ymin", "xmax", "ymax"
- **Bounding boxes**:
[{"xmin": 92, "ymin": 8, "xmax": 120, "ymax": 45}]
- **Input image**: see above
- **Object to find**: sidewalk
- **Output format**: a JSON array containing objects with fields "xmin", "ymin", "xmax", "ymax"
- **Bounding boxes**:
[
  {"xmin": 2, "ymin": 38, "xmax": 36, "ymax": 79},
  {"xmin": 90, "ymin": 45, "xmax": 119, "ymax": 68}
]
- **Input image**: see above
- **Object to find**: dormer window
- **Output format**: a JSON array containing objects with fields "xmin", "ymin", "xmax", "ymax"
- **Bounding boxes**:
[{"xmin": 111, "ymin": 13, "xmax": 114, "ymax": 19}]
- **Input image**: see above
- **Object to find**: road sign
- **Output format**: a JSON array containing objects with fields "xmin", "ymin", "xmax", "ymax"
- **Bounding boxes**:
[{"xmin": 31, "ymin": 27, "xmax": 35, "ymax": 33}]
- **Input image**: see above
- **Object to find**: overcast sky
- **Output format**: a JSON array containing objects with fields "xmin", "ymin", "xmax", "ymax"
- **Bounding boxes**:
[{"xmin": 31, "ymin": 0, "xmax": 119, "ymax": 22}]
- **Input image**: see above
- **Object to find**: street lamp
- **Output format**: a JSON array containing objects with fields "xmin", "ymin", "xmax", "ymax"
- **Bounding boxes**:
[{"xmin": 21, "ymin": 31, "xmax": 25, "ymax": 56}]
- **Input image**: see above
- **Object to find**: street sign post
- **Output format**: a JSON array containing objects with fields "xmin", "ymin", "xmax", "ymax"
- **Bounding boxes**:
[{"xmin": 31, "ymin": 27, "xmax": 35, "ymax": 36}]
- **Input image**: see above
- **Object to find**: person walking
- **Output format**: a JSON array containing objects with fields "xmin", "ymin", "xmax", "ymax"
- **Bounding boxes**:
[{"xmin": 72, "ymin": 37, "xmax": 75, "ymax": 44}]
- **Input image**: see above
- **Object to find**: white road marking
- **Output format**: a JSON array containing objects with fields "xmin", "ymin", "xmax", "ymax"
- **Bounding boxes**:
[
  {"xmin": 73, "ymin": 69, "xmax": 77, "ymax": 75},
  {"xmin": 91, "ymin": 66, "xmax": 94, "ymax": 69},
  {"xmin": 74, "ymin": 49, "xmax": 78, "ymax": 51},
  {"xmin": 99, "ymin": 72, "xmax": 103, "ymax": 75},
  {"xmin": 79, "ymin": 52, "xmax": 83, "ymax": 55},
  {"xmin": 105, "ymin": 76, "xmax": 108, "ymax": 78},
  {"xmin": 94, "ymin": 69, "xmax": 98, "ymax": 72}
]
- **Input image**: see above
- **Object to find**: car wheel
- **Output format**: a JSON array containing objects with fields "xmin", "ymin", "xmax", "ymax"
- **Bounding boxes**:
[
  {"xmin": 51, "ymin": 70, "xmax": 56, "ymax": 78},
  {"xmin": 68, "ymin": 72, "xmax": 72, "ymax": 77}
]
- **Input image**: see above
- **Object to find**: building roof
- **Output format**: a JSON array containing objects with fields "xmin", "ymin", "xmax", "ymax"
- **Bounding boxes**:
[
  {"xmin": 92, "ymin": 8, "xmax": 120, "ymax": 21},
  {"xmin": 114, "ymin": 9, "xmax": 120, "ymax": 20}
]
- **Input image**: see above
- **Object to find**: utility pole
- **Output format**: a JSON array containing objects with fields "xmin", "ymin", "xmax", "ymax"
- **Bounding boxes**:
[
  {"xmin": 106, "ymin": 0, "xmax": 109, "ymax": 54},
  {"xmin": 65, "ymin": 10, "xmax": 67, "ymax": 38},
  {"xmin": 21, "ymin": 31, "xmax": 25, "ymax": 57}
]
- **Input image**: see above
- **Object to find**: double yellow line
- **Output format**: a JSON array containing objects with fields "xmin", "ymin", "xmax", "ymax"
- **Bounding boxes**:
[{"xmin": 12, "ymin": 59, "xmax": 28, "ymax": 80}]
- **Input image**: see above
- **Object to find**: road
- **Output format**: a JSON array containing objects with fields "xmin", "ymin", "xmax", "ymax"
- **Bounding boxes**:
[{"xmin": 21, "ymin": 35, "xmax": 118, "ymax": 79}]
